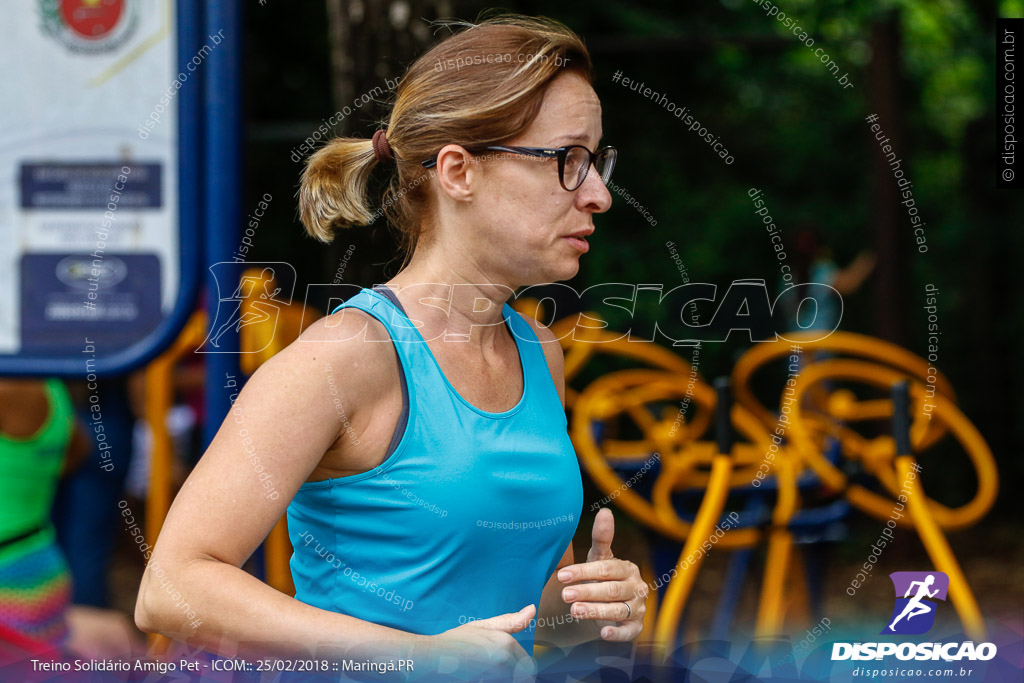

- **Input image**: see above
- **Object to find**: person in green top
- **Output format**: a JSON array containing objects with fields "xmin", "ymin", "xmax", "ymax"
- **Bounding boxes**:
[{"xmin": 0, "ymin": 378, "xmax": 88, "ymax": 647}]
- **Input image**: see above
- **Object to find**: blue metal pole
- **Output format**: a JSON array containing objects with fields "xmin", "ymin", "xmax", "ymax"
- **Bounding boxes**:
[{"xmin": 202, "ymin": 0, "xmax": 243, "ymax": 450}]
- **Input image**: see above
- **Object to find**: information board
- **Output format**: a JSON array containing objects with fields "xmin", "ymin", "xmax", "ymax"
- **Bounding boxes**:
[{"xmin": 0, "ymin": 0, "xmax": 199, "ymax": 374}]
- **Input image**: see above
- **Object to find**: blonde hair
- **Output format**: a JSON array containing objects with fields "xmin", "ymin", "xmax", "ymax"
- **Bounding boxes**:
[{"xmin": 297, "ymin": 13, "xmax": 592, "ymax": 260}]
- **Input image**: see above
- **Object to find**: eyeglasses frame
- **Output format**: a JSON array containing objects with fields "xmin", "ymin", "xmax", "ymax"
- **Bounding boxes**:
[{"xmin": 420, "ymin": 144, "xmax": 617, "ymax": 192}]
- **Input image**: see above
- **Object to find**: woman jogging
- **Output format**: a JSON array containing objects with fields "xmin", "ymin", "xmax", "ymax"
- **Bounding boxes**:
[{"xmin": 135, "ymin": 14, "xmax": 646, "ymax": 676}]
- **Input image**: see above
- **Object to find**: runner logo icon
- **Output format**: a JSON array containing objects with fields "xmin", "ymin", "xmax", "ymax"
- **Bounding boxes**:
[{"xmin": 882, "ymin": 571, "xmax": 949, "ymax": 635}]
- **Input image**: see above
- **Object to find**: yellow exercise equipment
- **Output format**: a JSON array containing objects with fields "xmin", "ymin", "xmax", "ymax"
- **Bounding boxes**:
[
  {"xmin": 553, "ymin": 305, "xmax": 996, "ymax": 649},
  {"xmin": 785, "ymin": 360, "xmax": 997, "ymax": 532}
]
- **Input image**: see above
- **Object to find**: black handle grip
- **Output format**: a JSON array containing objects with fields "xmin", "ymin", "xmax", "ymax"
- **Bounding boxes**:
[
  {"xmin": 892, "ymin": 380, "xmax": 912, "ymax": 456},
  {"xmin": 714, "ymin": 377, "xmax": 734, "ymax": 456}
]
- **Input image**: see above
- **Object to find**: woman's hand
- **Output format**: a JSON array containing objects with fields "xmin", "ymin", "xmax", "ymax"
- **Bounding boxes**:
[
  {"xmin": 557, "ymin": 508, "xmax": 648, "ymax": 641},
  {"xmin": 426, "ymin": 604, "xmax": 537, "ymax": 678}
]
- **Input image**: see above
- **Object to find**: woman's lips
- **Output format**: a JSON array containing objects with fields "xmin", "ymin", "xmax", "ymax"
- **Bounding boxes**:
[{"xmin": 563, "ymin": 235, "xmax": 590, "ymax": 253}]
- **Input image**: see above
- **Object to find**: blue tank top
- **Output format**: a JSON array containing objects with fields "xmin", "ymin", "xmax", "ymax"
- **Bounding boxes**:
[{"xmin": 286, "ymin": 285, "xmax": 583, "ymax": 655}]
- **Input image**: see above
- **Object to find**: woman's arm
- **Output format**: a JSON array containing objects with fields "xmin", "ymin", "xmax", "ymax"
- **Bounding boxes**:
[{"xmin": 134, "ymin": 311, "xmax": 420, "ymax": 659}]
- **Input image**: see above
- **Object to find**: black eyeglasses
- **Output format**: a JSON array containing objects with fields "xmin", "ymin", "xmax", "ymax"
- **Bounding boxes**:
[{"xmin": 420, "ymin": 144, "xmax": 617, "ymax": 192}]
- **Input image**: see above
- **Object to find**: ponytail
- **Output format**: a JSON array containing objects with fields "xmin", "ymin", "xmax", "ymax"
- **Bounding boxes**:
[{"xmin": 298, "ymin": 137, "xmax": 378, "ymax": 243}]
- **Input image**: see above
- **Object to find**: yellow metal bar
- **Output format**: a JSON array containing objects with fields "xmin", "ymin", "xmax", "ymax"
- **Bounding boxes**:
[
  {"xmin": 732, "ymin": 331, "xmax": 957, "ymax": 431},
  {"xmin": 895, "ymin": 455, "xmax": 986, "ymax": 640},
  {"xmin": 144, "ymin": 312, "xmax": 208, "ymax": 548},
  {"xmin": 755, "ymin": 454, "xmax": 800, "ymax": 636},
  {"xmin": 653, "ymin": 455, "xmax": 733, "ymax": 656},
  {"xmin": 265, "ymin": 517, "xmax": 295, "ymax": 595},
  {"xmin": 144, "ymin": 358, "xmax": 173, "ymax": 555},
  {"xmin": 755, "ymin": 529, "xmax": 792, "ymax": 636}
]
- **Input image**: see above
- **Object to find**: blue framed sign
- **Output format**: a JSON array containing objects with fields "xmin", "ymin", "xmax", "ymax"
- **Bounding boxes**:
[{"xmin": 0, "ymin": 0, "xmax": 202, "ymax": 376}]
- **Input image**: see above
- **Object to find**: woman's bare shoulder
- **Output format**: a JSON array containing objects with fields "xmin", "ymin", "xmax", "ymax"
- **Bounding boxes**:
[
  {"xmin": 297, "ymin": 305, "xmax": 394, "ymax": 346},
  {"xmin": 280, "ymin": 306, "xmax": 399, "ymax": 398}
]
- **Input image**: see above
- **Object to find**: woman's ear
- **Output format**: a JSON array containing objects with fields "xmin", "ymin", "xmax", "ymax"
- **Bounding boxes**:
[{"xmin": 434, "ymin": 144, "xmax": 476, "ymax": 201}]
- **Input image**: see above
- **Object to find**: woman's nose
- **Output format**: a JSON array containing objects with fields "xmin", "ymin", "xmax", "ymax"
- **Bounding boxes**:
[{"xmin": 576, "ymin": 167, "xmax": 613, "ymax": 212}]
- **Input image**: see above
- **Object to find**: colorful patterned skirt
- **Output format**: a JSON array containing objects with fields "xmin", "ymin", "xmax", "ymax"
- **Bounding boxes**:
[{"xmin": 0, "ymin": 527, "xmax": 71, "ymax": 648}]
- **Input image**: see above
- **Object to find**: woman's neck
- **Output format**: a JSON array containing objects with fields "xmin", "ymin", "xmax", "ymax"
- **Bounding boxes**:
[{"xmin": 386, "ymin": 261, "xmax": 516, "ymax": 345}]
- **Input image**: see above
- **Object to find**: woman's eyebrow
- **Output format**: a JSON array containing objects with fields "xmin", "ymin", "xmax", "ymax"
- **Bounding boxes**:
[{"xmin": 550, "ymin": 132, "xmax": 596, "ymax": 146}]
